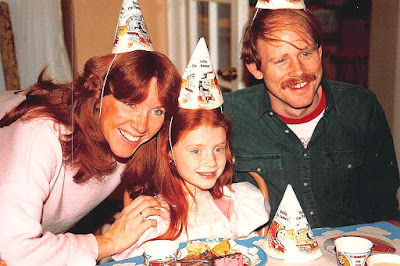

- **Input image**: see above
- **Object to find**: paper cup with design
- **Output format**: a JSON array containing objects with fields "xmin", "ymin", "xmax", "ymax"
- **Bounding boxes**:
[
  {"xmin": 334, "ymin": 236, "xmax": 373, "ymax": 266},
  {"xmin": 366, "ymin": 253, "xmax": 400, "ymax": 266},
  {"xmin": 143, "ymin": 240, "xmax": 179, "ymax": 266}
]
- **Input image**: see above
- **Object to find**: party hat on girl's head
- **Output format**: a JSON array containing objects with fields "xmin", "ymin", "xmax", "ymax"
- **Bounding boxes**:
[
  {"xmin": 264, "ymin": 184, "xmax": 322, "ymax": 262},
  {"xmin": 255, "ymin": 0, "xmax": 306, "ymax": 9},
  {"xmin": 178, "ymin": 38, "xmax": 223, "ymax": 110},
  {"xmin": 111, "ymin": 0, "xmax": 153, "ymax": 53}
]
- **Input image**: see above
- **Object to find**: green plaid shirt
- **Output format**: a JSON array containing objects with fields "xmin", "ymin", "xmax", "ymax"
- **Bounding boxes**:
[{"xmin": 223, "ymin": 79, "xmax": 399, "ymax": 228}]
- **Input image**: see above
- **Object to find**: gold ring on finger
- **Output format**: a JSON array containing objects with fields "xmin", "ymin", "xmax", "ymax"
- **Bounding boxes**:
[{"xmin": 139, "ymin": 211, "xmax": 146, "ymax": 222}]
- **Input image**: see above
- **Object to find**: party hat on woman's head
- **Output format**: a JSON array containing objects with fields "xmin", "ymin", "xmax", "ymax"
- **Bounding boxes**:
[
  {"xmin": 100, "ymin": 0, "xmax": 153, "ymax": 117},
  {"xmin": 178, "ymin": 37, "xmax": 223, "ymax": 110},
  {"xmin": 255, "ymin": 0, "xmax": 306, "ymax": 10},
  {"xmin": 111, "ymin": 0, "xmax": 153, "ymax": 53}
]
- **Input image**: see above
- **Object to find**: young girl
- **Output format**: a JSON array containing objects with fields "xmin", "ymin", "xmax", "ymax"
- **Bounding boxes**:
[{"xmin": 114, "ymin": 108, "xmax": 270, "ymax": 260}]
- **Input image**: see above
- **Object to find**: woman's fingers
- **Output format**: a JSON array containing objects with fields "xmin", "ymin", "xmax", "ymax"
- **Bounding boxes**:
[
  {"xmin": 98, "ymin": 195, "xmax": 168, "ymax": 257},
  {"xmin": 123, "ymin": 195, "xmax": 161, "ymax": 212}
]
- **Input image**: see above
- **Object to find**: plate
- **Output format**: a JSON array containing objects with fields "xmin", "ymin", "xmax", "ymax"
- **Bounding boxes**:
[
  {"xmin": 177, "ymin": 237, "xmax": 268, "ymax": 266},
  {"xmin": 99, "ymin": 237, "xmax": 267, "ymax": 266},
  {"xmin": 323, "ymin": 234, "xmax": 396, "ymax": 255}
]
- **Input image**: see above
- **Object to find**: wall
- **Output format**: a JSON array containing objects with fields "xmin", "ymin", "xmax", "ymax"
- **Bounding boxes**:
[
  {"xmin": 369, "ymin": 0, "xmax": 400, "ymax": 165},
  {"xmin": 70, "ymin": 0, "xmax": 168, "ymax": 74}
]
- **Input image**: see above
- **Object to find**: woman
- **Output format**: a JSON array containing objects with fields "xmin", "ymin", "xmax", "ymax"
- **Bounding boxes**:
[{"xmin": 0, "ymin": 50, "xmax": 181, "ymax": 265}]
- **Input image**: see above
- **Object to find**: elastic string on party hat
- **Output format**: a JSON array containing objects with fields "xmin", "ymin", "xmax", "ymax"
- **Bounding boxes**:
[
  {"xmin": 250, "ymin": 8, "xmax": 260, "ymax": 27},
  {"xmin": 168, "ymin": 116, "xmax": 176, "ymax": 163},
  {"xmin": 99, "ymin": 0, "xmax": 154, "ymax": 117},
  {"xmin": 99, "ymin": 53, "xmax": 118, "ymax": 118}
]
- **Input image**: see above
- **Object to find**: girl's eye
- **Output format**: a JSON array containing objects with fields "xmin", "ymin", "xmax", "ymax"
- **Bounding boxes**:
[
  {"xmin": 191, "ymin": 149, "xmax": 201, "ymax": 154},
  {"xmin": 151, "ymin": 108, "xmax": 165, "ymax": 116}
]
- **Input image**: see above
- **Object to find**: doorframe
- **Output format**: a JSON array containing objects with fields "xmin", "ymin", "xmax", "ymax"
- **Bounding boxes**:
[{"xmin": 167, "ymin": 0, "xmax": 249, "ymax": 90}]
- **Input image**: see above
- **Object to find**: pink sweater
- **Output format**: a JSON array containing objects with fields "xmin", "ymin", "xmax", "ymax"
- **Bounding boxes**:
[{"xmin": 0, "ymin": 91, "xmax": 124, "ymax": 265}]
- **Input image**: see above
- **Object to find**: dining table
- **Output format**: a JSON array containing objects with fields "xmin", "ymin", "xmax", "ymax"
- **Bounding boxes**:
[{"xmin": 98, "ymin": 220, "xmax": 400, "ymax": 266}]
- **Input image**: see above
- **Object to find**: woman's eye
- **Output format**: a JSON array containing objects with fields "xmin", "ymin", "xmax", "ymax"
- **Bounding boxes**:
[
  {"xmin": 125, "ymin": 103, "xmax": 136, "ymax": 108},
  {"xmin": 151, "ymin": 108, "xmax": 165, "ymax": 116}
]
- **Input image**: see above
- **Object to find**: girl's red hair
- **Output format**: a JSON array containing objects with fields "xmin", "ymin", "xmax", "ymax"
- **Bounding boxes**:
[{"xmin": 156, "ymin": 108, "xmax": 233, "ymax": 240}]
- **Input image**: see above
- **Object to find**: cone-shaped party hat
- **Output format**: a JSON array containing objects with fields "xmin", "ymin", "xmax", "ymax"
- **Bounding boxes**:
[
  {"xmin": 178, "ymin": 38, "xmax": 223, "ymax": 110},
  {"xmin": 255, "ymin": 0, "xmax": 306, "ymax": 10},
  {"xmin": 111, "ymin": 0, "xmax": 153, "ymax": 53},
  {"xmin": 264, "ymin": 185, "xmax": 322, "ymax": 262}
]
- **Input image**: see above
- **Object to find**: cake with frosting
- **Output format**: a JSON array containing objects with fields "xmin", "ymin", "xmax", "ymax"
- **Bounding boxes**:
[{"xmin": 212, "ymin": 253, "xmax": 244, "ymax": 266}]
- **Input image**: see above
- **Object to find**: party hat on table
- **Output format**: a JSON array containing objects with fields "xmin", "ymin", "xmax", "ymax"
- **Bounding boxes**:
[
  {"xmin": 111, "ymin": 0, "xmax": 153, "ymax": 54},
  {"xmin": 264, "ymin": 184, "xmax": 322, "ymax": 262},
  {"xmin": 255, "ymin": 0, "xmax": 306, "ymax": 10},
  {"xmin": 178, "ymin": 37, "xmax": 223, "ymax": 110}
]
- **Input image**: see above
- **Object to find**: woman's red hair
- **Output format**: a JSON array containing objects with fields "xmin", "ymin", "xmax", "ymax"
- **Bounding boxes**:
[{"xmin": 0, "ymin": 50, "xmax": 181, "ymax": 182}]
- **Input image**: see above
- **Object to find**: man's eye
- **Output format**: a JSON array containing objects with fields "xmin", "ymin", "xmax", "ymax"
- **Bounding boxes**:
[
  {"xmin": 191, "ymin": 149, "xmax": 201, "ymax": 154},
  {"xmin": 215, "ymin": 147, "xmax": 225, "ymax": 152}
]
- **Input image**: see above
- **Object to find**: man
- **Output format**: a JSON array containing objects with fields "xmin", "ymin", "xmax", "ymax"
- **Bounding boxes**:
[{"xmin": 223, "ymin": 2, "xmax": 399, "ymax": 228}]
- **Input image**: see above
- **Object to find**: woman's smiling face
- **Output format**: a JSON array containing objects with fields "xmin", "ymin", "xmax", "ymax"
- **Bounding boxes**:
[{"xmin": 100, "ymin": 77, "xmax": 166, "ymax": 159}]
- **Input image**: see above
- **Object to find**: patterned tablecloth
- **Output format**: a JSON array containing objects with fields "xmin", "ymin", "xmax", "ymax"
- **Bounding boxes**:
[
  {"xmin": 99, "ymin": 221, "xmax": 400, "ymax": 266},
  {"xmin": 265, "ymin": 221, "xmax": 400, "ymax": 265}
]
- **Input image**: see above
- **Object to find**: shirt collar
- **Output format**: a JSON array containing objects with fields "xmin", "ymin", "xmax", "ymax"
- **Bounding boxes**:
[
  {"xmin": 256, "ymin": 83, "xmax": 273, "ymax": 119},
  {"xmin": 321, "ymin": 78, "xmax": 339, "ymax": 116}
]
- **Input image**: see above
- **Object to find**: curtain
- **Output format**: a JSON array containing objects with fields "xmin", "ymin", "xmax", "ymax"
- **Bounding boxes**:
[{"xmin": 3, "ymin": 0, "xmax": 72, "ymax": 90}]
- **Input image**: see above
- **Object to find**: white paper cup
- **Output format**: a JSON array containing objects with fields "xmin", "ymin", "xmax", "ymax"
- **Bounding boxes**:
[
  {"xmin": 366, "ymin": 254, "xmax": 400, "ymax": 266},
  {"xmin": 334, "ymin": 236, "xmax": 373, "ymax": 266},
  {"xmin": 143, "ymin": 240, "xmax": 179, "ymax": 266}
]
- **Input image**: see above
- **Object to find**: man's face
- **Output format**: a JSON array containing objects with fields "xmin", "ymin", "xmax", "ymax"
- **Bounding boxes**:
[{"xmin": 247, "ymin": 29, "xmax": 323, "ymax": 118}]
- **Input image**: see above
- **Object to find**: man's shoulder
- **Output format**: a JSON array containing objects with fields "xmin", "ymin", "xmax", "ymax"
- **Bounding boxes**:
[
  {"xmin": 223, "ymin": 83, "xmax": 266, "ymax": 113},
  {"xmin": 325, "ymin": 79, "xmax": 375, "ymax": 98},
  {"xmin": 223, "ymin": 83, "xmax": 265, "ymax": 101},
  {"xmin": 324, "ymin": 79, "xmax": 380, "ymax": 115}
]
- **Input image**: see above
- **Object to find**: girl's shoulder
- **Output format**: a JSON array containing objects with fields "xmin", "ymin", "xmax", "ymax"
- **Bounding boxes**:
[
  {"xmin": 226, "ymin": 182, "xmax": 267, "ymax": 206},
  {"xmin": 230, "ymin": 182, "xmax": 261, "ymax": 194}
]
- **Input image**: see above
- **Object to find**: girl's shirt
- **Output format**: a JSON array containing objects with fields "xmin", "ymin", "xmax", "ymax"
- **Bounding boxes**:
[
  {"xmin": 0, "ymin": 91, "xmax": 124, "ymax": 265},
  {"xmin": 113, "ymin": 182, "xmax": 270, "ymax": 260}
]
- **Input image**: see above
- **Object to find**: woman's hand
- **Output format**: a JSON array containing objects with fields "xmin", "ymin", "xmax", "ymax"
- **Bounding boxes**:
[{"xmin": 95, "ymin": 195, "xmax": 166, "ymax": 260}]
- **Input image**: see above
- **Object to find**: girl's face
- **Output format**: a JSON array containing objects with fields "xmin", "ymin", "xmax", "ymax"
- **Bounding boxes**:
[
  {"xmin": 172, "ymin": 124, "xmax": 227, "ymax": 194},
  {"xmin": 100, "ymin": 77, "xmax": 166, "ymax": 159}
]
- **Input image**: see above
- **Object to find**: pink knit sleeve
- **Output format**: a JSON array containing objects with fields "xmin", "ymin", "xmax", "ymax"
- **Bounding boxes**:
[{"xmin": 0, "ymin": 120, "xmax": 99, "ymax": 265}]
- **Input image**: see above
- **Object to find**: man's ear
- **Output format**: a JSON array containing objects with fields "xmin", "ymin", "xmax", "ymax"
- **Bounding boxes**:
[
  {"xmin": 318, "ymin": 44, "xmax": 323, "ymax": 60},
  {"xmin": 245, "ymin": 63, "xmax": 263, "ymax": 80}
]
